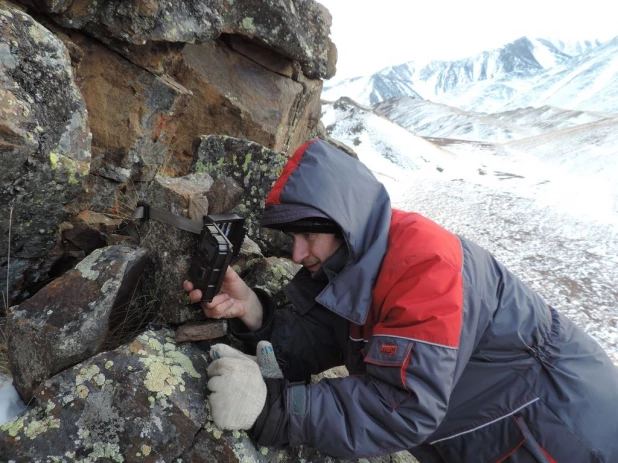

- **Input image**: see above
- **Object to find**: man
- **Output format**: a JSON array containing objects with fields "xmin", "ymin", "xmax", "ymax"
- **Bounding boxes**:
[{"xmin": 186, "ymin": 139, "xmax": 618, "ymax": 462}]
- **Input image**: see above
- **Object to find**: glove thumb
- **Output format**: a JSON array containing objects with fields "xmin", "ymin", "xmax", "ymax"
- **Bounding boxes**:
[
  {"xmin": 210, "ymin": 343, "xmax": 257, "ymax": 362},
  {"xmin": 256, "ymin": 340, "xmax": 284, "ymax": 379}
]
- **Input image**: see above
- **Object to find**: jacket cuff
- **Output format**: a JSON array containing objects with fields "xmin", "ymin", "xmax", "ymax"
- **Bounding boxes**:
[
  {"xmin": 228, "ymin": 288, "xmax": 276, "ymax": 346},
  {"xmin": 287, "ymin": 383, "xmax": 312, "ymax": 447},
  {"xmin": 251, "ymin": 378, "xmax": 289, "ymax": 447}
]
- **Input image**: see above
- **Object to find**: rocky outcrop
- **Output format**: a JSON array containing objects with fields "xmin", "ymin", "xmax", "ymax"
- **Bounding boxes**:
[
  {"xmin": 1, "ymin": 329, "xmax": 212, "ymax": 462},
  {"xmin": 19, "ymin": 0, "xmax": 337, "ymax": 80},
  {"xmin": 0, "ymin": 1, "xmax": 410, "ymax": 461},
  {"xmin": 172, "ymin": 38, "xmax": 324, "ymax": 161},
  {"xmin": 0, "ymin": 3, "xmax": 91, "ymax": 307},
  {"xmin": 1, "ymin": 0, "xmax": 330, "ymax": 308},
  {"xmin": 0, "ymin": 328, "xmax": 418, "ymax": 463},
  {"xmin": 7, "ymin": 245, "xmax": 149, "ymax": 401}
]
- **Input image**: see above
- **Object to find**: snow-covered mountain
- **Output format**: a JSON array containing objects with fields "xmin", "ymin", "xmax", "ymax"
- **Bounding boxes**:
[
  {"xmin": 539, "ymin": 38, "xmax": 604, "ymax": 58},
  {"xmin": 323, "ymin": 36, "xmax": 618, "ymax": 115},
  {"xmin": 323, "ymin": 36, "xmax": 583, "ymax": 105},
  {"xmin": 439, "ymin": 36, "xmax": 618, "ymax": 114}
]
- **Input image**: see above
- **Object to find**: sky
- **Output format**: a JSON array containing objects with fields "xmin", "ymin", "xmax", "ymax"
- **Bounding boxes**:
[{"xmin": 316, "ymin": 0, "xmax": 617, "ymax": 81}]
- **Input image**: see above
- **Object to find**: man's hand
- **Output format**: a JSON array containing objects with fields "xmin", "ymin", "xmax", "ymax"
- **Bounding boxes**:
[
  {"xmin": 183, "ymin": 266, "xmax": 264, "ymax": 330},
  {"xmin": 207, "ymin": 356, "xmax": 266, "ymax": 430}
]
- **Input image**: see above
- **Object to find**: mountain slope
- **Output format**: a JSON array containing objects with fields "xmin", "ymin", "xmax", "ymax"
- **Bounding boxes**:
[
  {"xmin": 437, "ymin": 37, "xmax": 618, "ymax": 114},
  {"xmin": 323, "ymin": 36, "xmax": 578, "ymax": 106},
  {"xmin": 373, "ymin": 97, "xmax": 609, "ymax": 143},
  {"xmin": 321, "ymin": 98, "xmax": 455, "ymax": 179}
]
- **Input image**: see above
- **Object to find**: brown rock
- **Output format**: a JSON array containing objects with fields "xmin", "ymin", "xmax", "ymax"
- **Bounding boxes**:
[
  {"xmin": 63, "ymin": 31, "xmax": 192, "ymax": 183},
  {"xmin": 206, "ymin": 175, "xmax": 244, "ymax": 215},
  {"xmin": 172, "ymin": 39, "xmax": 322, "ymax": 159},
  {"xmin": 174, "ymin": 320, "xmax": 228, "ymax": 342}
]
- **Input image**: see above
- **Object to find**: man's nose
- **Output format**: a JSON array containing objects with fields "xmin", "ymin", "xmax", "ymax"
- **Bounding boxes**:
[{"xmin": 291, "ymin": 238, "xmax": 309, "ymax": 264}]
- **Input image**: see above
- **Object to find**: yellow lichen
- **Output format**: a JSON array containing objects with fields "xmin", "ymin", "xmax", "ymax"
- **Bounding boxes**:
[
  {"xmin": 76, "ymin": 364, "xmax": 100, "ymax": 386},
  {"xmin": 141, "ymin": 445, "xmax": 151, "ymax": 456},
  {"xmin": 92, "ymin": 373, "xmax": 106, "ymax": 387},
  {"xmin": 163, "ymin": 342, "xmax": 176, "ymax": 352},
  {"xmin": 143, "ymin": 363, "xmax": 172, "ymax": 393},
  {"xmin": 49, "ymin": 151, "xmax": 60, "ymax": 169},
  {"xmin": 1, "ymin": 415, "xmax": 26, "ymax": 437},
  {"xmin": 165, "ymin": 350, "xmax": 201, "ymax": 379},
  {"xmin": 24, "ymin": 416, "xmax": 61, "ymax": 439},
  {"xmin": 105, "ymin": 361, "xmax": 114, "ymax": 369},
  {"xmin": 241, "ymin": 17, "xmax": 256, "ymax": 32},
  {"xmin": 147, "ymin": 338, "xmax": 163, "ymax": 352},
  {"xmin": 76, "ymin": 384, "xmax": 89, "ymax": 399}
]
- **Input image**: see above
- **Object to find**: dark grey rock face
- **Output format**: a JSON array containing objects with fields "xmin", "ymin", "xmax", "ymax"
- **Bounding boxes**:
[
  {"xmin": 0, "ymin": 4, "xmax": 91, "ymax": 308},
  {"xmin": 193, "ymin": 135, "xmax": 294, "ymax": 255},
  {"xmin": 7, "ymin": 245, "xmax": 149, "ymax": 401},
  {"xmin": 20, "ymin": 0, "xmax": 336, "ymax": 79},
  {"xmin": 1, "ymin": 328, "xmax": 210, "ymax": 462}
]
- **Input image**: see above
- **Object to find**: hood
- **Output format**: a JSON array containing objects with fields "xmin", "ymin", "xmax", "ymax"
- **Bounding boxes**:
[{"xmin": 261, "ymin": 139, "xmax": 391, "ymax": 325}]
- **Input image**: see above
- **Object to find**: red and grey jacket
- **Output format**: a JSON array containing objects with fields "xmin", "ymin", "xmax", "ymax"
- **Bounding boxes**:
[{"xmin": 230, "ymin": 139, "xmax": 618, "ymax": 462}]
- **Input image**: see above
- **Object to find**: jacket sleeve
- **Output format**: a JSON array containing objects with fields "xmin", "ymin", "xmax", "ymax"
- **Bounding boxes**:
[
  {"xmin": 229, "ymin": 289, "xmax": 349, "ymax": 382},
  {"xmin": 255, "ymin": 252, "xmax": 467, "ymax": 458}
]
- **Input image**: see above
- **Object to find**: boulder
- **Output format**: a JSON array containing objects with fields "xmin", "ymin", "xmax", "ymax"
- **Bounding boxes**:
[
  {"xmin": 19, "ymin": 0, "xmax": 336, "ymax": 79},
  {"xmin": 7, "ymin": 245, "xmax": 149, "ymax": 402},
  {"xmin": 0, "ymin": 3, "xmax": 91, "ymax": 307},
  {"xmin": 192, "ymin": 135, "xmax": 295, "ymax": 254},
  {"xmin": 137, "ymin": 172, "xmax": 214, "ymax": 325},
  {"xmin": 0, "ymin": 327, "xmax": 419, "ymax": 462},
  {"xmin": 0, "ymin": 328, "xmax": 210, "ymax": 462}
]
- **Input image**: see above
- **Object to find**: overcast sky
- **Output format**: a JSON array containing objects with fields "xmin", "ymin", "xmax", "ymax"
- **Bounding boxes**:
[{"xmin": 316, "ymin": 0, "xmax": 617, "ymax": 81}]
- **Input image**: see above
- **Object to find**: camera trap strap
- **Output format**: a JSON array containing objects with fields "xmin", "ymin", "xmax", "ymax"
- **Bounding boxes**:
[
  {"xmin": 131, "ymin": 203, "xmax": 202, "ymax": 235},
  {"xmin": 132, "ymin": 202, "xmax": 246, "ymax": 302}
]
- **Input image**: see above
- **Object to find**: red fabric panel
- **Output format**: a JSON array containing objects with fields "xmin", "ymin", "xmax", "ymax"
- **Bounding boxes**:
[
  {"xmin": 541, "ymin": 447, "xmax": 558, "ymax": 463},
  {"xmin": 370, "ymin": 210, "xmax": 464, "ymax": 348},
  {"xmin": 265, "ymin": 139, "xmax": 316, "ymax": 206},
  {"xmin": 494, "ymin": 438, "xmax": 526, "ymax": 463},
  {"xmin": 400, "ymin": 346, "xmax": 412, "ymax": 390}
]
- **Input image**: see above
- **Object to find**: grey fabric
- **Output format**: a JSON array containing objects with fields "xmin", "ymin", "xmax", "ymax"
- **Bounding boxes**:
[{"xmin": 260, "ymin": 203, "xmax": 330, "ymax": 226}]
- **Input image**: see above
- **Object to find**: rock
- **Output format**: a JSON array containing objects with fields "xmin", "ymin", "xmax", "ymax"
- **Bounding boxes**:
[
  {"xmin": 137, "ymin": 172, "xmax": 214, "ymax": 325},
  {"xmin": 1, "ymin": 327, "xmax": 416, "ymax": 462},
  {"xmin": 232, "ymin": 235, "xmax": 265, "ymax": 276},
  {"xmin": 172, "ymin": 39, "xmax": 323, "ymax": 160},
  {"xmin": 61, "ymin": 221, "xmax": 106, "ymax": 254},
  {"xmin": 21, "ymin": 0, "xmax": 336, "ymax": 79},
  {"xmin": 76, "ymin": 210, "xmax": 124, "ymax": 234},
  {"xmin": 0, "ymin": 329, "xmax": 210, "ymax": 462},
  {"xmin": 192, "ymin": 135, "xmax": 293, "ymax": 252},
  {"xmin": 174, "ymin": 320, "xmax": 228, "ymax": 343},
  {"xmin": 206, "ymin": 175, "xmax": 244, "ymax": 215},
  {"xmin": 244, "ymin": 257, "xmax": 302, "ymax": 308},
  {"xmin": 0, "ymin": 4, "xmax": 91, "ymax": 307},
  {"xmin": 57, "ymin": 30, "xmax": 192, "ymax": 183},
  {"xmin": 7, "ymin": 245, "xmax": 149, "ymax": 402}
]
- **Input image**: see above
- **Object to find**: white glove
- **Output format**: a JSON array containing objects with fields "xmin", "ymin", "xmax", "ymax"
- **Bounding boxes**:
[
  {"xmin": 210, "ymin": 341, "xmax": 283, "ymax": 379},
  {"xmin": 206, "ymin": 341, "xmax": 283, "ymax": 430},
  {"xmin": 207, "ymin": 356, "xmax": 266, "ymax": 430}
]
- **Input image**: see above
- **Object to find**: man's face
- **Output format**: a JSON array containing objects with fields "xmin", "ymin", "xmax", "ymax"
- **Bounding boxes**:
[{"xmin": 289, "ymin": 233, "xmax": 344, "ymax": 276}]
